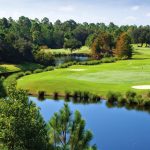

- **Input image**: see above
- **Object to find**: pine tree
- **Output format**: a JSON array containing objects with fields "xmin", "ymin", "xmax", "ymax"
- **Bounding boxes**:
[
  {"xmin": 91, "ymin": 38, "xmax": 102, "ymax": 59},
  {"xmin": 48, "ymin": 104, "xmax": 97, "ymax": 150},
  {"xmin": 115, "ymin": 32, "xmax": 133, "ymax": 59}
]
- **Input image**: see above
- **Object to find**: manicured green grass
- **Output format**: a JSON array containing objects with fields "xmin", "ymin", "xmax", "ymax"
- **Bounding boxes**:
[
  {"xmin": 0, "ymin": 64, "xmax": 20, "ymax": 73},
  {"xmin": 17, "ymin": 45, "xmax": 150, "ymax": 97},
  {"xmin": 0, "ymin": 62, "xmax": 43, "ymax": 74},
  {"xmin": 42, "ymin": 46, "xmax": 91, "ymax": 55}
]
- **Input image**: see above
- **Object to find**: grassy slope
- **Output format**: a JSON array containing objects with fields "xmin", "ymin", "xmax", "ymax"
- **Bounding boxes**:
[
  {"xmin": 42, "ymin": 46, "xmax": 91, "ymax": 55},
  {"xmin": 0, "ymin": 64, "xmax": 20, "ymax": 73},
  {"xmin": 17, "ymin": 45, "xmax": 150, "ymax": 96},
  {"xmin": 0, "ymin": 62, "xmax": 43, "ymax": 74}
]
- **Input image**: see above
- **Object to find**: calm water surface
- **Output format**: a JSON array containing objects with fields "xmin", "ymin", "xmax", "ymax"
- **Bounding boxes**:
[
  {"xmin": 30, "ymin": 97, "xmax": 150, "ymax": 150},
  {"xmin": 55, "ymin": 56, "xmax": 90, "ymax": 65}
]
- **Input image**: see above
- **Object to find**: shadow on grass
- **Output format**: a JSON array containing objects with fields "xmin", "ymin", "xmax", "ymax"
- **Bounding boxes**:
[
  {"xmin": 15, "ymin": 63, "xmax": 44, "ymax": 71},
  {"xmin": 132, "ymin": 58, "xmax": 150, "ymax": 60}
]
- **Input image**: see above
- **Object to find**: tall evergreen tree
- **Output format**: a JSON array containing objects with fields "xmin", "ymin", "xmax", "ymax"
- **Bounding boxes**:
[
  {"xmin": 48, "ymin": 104, "xmax": 97, "ymax": 150},
  {"xmin": 115, "ymin": 32, "xmax": 133, "ymax": 59}
]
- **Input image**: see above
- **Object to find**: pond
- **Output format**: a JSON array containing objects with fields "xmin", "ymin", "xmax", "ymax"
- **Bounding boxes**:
[
  {"xmin": 30, "ymin": 96, "xmax": 150, "ymax": 150},
  {"xmin": 55, "ymin": 55, "xmax": 90, "ymax": 65}
]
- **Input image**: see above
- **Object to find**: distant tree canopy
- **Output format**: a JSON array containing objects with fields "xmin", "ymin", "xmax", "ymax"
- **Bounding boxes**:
[
  {"xmin": 64, "ymin": 38, "xmax": 82, "ymax": 52},
  {"xmin": 91, "ymin": 32, "xmax": 114, "ymax": 59},
  {"xmin": 131, "ymin": 26, "xmax": 150, "ymax": 47},
  {"xmin": 0, "ymin": 16, "xmax": 149, "ymax": 63}
]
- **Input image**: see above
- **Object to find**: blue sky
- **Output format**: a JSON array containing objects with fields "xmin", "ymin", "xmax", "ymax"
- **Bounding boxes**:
[{"xmin": 0, "ymin": 0, "xmax": 150, "ymax": 25}]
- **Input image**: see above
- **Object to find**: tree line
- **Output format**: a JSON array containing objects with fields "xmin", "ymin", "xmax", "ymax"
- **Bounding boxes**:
[{"xmin": 0, "ymin": 16, "xmax": 149, "ymax": 64}]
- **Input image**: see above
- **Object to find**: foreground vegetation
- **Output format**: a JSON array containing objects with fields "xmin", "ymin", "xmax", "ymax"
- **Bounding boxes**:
[{"xmin": 0, "ymin": 84, "xmax": 96, "ymax": 150}]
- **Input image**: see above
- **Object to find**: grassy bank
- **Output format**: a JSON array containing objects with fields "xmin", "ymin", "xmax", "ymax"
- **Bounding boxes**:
[
  {"xmin": 0, "ymin": 62, "xmax": 43, "ymax": 74},
  {"xmin": 0, "ymin": 64, "xmax": 20, "ymax": 73},
  {"xmin": 17, "ymin": 45, "xmax": 150, "ymax": 97}
]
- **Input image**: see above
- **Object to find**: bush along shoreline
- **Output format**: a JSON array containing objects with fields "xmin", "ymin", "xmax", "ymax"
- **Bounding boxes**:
[
  {"xmin": 56, "ymin": 57, "xmax": 117, "ymax": 69},
  {"xmin": 34, "ymin": 89, "xmax": 150, "ymax": 108},
  {"xmin": 106, "ymin": 91, "xmax": 150, "ymax": 110},
  {"xmin": 37, "ymin": 90, "xmax": 101, "ymax": 104},
  {"xmin": 27, "ymin": 89, "xmax": 150, "ymax": 114}
]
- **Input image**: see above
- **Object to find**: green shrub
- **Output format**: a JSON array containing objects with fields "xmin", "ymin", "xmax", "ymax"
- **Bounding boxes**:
[
  {"xmin": 101, "ymin": 57, "xmax": 116, "ymax": 63},
  {"xmin": 3, "ymin": 72, "xmax": 25, "ymax": 91},
  {"xmin": 82, "ymin": 91, "xmax": 90, "ymax": 101},
  {"xmin": 38, "ymin": 91, "xmax": 45, "ymax": 100},
  {"xmin": 147, "ymin": 91, "xmax": 150, "ymax": 98},
  {"xmin": 107, "ymin": 91, "xmax": 120, "ymax": 103},
  {"xmin": 77, "ymin": 57, "xmax": 116, "ymax": 66},
  {"xmin": 24, "ymin": 71, "xmax": 32, "ymax": 75},
  {"xmin": 144, "ymin": 100, "xmax": 150, "ymax": 107},
  {"xmin": 16, "ymin": 72, "xmax": 25, "ymax": 79},
  {"xmin": 126, "ymin": 97, "xmax": 136, "ymax": 105},
  {"xmin": 65, "ymin": 91, "xmax": 70, "ymax": 101},
  {"xmin": 118, "ymin": 95, "xmax": 126, "ymax": 105},
  {"xmin": 73, "ymin": 91, "xmax": 79, "ymax": 100},
  {"xmin": 126, "ymin": 91, "xmax": 136, "ymax": 99},
  {"xmin": 57, "ymin": 61, "xmax": 77, "ymax": 69},
  {"xmin": 0, "ymin": 77, "xmax": 6, "ymax": 98},
  {"xmin": 33, "ymin": 69, "xmax": 43, "ymax": 74},
  {"xmin": 44, "ymin": 66, "xmax": 54, "ymax": 71},
  {"xmin": 78, "ymin": 60, "xmax": 101, "ymax": 65},
  {"xmin": 134, "ymin": 95, "xmax": 144, "ymax": 106},
  {"xmin": 90, "ymin": 94, "xmax": 100, "ymax": 102},
  {"xmin": 53, "ymin": 92, "xmax": 59, "ymax": 100}
]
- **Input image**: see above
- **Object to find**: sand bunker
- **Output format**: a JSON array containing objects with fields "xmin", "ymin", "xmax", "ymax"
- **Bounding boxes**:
[
  {"xmin": 69, "ymin": 69, "xmax": 86, "ymax": 72},
  {"xmin": 132, "ymin": 85, "xmax": 150, "ymax": 89}
]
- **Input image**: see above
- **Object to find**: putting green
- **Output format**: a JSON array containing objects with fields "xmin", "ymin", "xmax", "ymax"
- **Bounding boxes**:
[{"xmin": 17, "ymin": 45, "xmax": 150, "ymax": 96}]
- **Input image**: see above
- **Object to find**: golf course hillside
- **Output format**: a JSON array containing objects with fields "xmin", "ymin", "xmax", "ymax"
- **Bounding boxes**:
[
  {"xmin": 0, "ymin": 63, "xmax": 43, "ymax": 74},
  {"xmin": 17, "ymin": 45, "xmax": 150, "ymax": 97},
  {"xmin": 0, "ymin": 64, "xmax": 20, "ymax": 74}
]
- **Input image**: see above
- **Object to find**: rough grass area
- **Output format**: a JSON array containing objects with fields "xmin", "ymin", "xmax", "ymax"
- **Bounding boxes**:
[
  {"xmin": 17, "ymin": 45, "xmax": 150, "ymax": 97},
  {"xmin": 41, "ymin": 46, "xmax": 91, "ymax": 55}
]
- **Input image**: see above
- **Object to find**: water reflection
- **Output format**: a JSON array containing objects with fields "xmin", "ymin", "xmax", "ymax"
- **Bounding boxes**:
[
  {"xmin": 30, "ymin": 96, "xmax": 150, "ymax": 150},
  {"xmin": 55, "ymin": 56, "xmax": 90, "ymax": 65}
]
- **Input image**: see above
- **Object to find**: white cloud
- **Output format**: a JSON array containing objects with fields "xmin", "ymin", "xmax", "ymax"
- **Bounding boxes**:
[
  {"xmin": 131, "ymin": 5, "xmax": 140, "ymax": 11},
  {"xmin": 146, "ymin": 12, "xmax": 150, "ymax": 17},
  {"xmin": 58, "ymin": 5, "xmax": 74, "ymax": 12},
  {"xmin": 124, "ymin": 16, "xmax": 137, "ymax": 24}
]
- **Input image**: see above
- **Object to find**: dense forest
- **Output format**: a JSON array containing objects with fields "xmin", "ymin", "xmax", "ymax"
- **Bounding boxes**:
[{"xmin": 0, "ymin": 16, "xmax": 150, "ymax": 64}]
